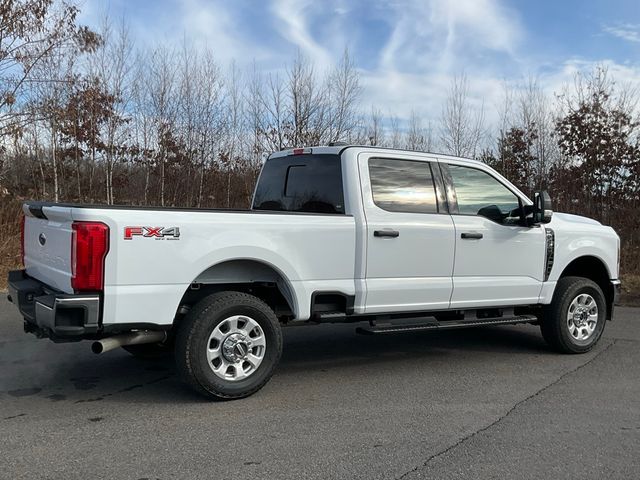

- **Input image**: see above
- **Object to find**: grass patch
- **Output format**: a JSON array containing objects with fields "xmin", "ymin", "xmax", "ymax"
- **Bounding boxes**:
[
  {"xmin": 619, "ymin": 274, "xmax": 640, "ymax": 306},
  {"xmin": 0, "ymin": 198, "xmax": 22, "ymax": 291}
]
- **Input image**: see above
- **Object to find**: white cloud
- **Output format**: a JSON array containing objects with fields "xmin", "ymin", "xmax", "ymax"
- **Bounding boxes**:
[
  {"xmin": 378, "ymin": 0, "xmax": 523, "ymax": 72},
  {"xmin": 77, "ymin": 0, "xmax": 640, "ymax": 140},
  {"xmin": 539, "ymin": 58, "xmax": 640, "ymax": 105},
  {"xmin": 360, "ymin": 0, "xmax": 524, "ymax": 126},
  {"xmin": 173, "ymin": 0, "xmax": 278, "ymax": 65},
  {"xmin": 270, "ymin": 0, "xmax": 334, "ymax": 71},
  {"xmin": 359, "ymin": 68, "xmax": 506, "ymax": 131},
  {"xmin": 603, "ymin": 23, "xmax": 640, "ymax": 43},
  {"xmin": 80, "ymin": 0, "xmax": 275, "ymax": 67},
  {"xmin": 359, "ymin": 1, "xmax": 640, "ymax": 139}
]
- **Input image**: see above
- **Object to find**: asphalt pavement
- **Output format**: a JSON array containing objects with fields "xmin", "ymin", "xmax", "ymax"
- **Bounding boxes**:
[{"xmin": 1, "ymin": 297, "xmax": 638, "ymax": 479}]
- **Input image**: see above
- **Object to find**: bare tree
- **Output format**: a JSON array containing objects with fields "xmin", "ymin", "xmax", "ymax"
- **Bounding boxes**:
[
  {"xmin": 245, "ymin": 64, "xmax": 268, "ymax": 160},
  {"xmin": 222, "ymin": 62, "xmax": 244, "ymax": 207},
  {"xmin": 89, "ymin": 17, "xmax": 133, "ymax": 204},
  {"xmin": 287, "ymin": 52, "xmax": 328, "ymax": 147},
  {"xmin": 388, "ymin": 114, "xmax": 402, "ymax": 149},
  {"xmin": 440, "ymin": 73, "xmax": 485, "ymax": 158},
  {"xmin": 194, "ymin": 49, "xmax": 224, "ymax": 207},
  {"xmin": 31, "ymin": 47, "xmax": 77, "ymax": 202},
  {"xmin": 328, "ymin": 49, "xmax": 361, "ymax": 142},
  {"xmin": 261, "ymin": 72, "xmax": 287, "ymax": 151},
  {"xmin": 147, "ymin": 46, "xmax": 177, "ymax": 206},
  {"xmin": 367, "ymin": 106, "xmax": 383, "ymax": 146},
  {"xmin": 131, "ymin": 51, "xmax": 155, "ymax": 204},
  {"xmin": 405, "ymin": 110, "xmax": 432, "ymax": 152},
  {"xmin": 515, "ymin": 77, "xmax": 557, "ymax": 190},
  {"xmin": 0, "ymin": 0, "xmax": 99, "ymax": 135}
]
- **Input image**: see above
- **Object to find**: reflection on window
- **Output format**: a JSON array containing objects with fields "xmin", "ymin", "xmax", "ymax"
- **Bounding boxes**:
[
  {"xmin": 448, "ymin": 164, "xmax": 520, "ymax": 222},
  {"xmin": 369, "ymin": 158, "xmax": 438, "ymax": 214}
]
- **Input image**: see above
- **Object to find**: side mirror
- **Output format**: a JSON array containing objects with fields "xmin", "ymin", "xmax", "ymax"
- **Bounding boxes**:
[
  {"xmin": 534, "ymin": 191, "xmax": 553, "ymax": 224},
  {"xmin": 477, "ymin": 205, "xmax": 504, "ymax": 223}
]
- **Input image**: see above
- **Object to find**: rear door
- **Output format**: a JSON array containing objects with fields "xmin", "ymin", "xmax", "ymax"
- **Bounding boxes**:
[
  {"xmin": 358, "ymin": 152, "xmax": 455, "ymax": 313},
  {"xmin": 441, "ymin": 162, "xmax": 545, "ymax": 308},
  {"xmin": 23, "ymin": 205, "xmax": 75, "ymax": 293}
]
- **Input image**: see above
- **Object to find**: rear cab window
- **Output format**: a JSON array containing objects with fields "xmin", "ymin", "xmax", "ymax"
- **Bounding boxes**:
[{"xmin": 252, "ymin": 154, "xmax": 345, "ymax": 214}]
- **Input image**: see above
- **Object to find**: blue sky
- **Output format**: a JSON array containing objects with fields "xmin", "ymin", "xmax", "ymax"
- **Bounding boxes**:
[{"xmin": 79, "ymin": 0, "xmax": 640, "ymax": 124}]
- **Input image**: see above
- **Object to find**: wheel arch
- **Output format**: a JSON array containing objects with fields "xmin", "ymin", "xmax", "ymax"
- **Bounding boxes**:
[
  {"xmin": 177, "ymin": 258, "xmax": 298, "ymax": 322},
  {"xmin": 557, "ymin": 255, "xmax": 615, "ymax": 320}
]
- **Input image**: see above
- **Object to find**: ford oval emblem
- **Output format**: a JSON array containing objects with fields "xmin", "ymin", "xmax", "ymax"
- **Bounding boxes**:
[{"xmin": 38, "ymin": 233, "xmax": 46, "ymax": 246}]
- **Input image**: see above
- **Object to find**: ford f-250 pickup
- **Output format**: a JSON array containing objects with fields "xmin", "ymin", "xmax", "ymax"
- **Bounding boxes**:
[{"xmin": 7, "ymin": 145, "xmax": 621, "ymax": 399}]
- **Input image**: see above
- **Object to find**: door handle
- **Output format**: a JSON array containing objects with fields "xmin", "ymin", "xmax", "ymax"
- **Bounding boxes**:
[
  {"xmin": 461, "ymin": 232, "xmax": 483, "ymax": 239},
  {"xmin": 374, "ymin": 230, "xmax": 399, "ymax": 238}
]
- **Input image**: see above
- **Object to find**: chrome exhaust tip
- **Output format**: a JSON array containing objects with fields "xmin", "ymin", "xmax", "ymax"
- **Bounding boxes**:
[{"xmin": 91, "ymin": 331, "xmax": 167, "ymax": 354}]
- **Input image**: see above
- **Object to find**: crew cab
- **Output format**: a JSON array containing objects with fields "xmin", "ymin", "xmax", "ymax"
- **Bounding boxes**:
[{"xmin": 7, "ymin": 145, "xmax": 621, "ymax": 399}]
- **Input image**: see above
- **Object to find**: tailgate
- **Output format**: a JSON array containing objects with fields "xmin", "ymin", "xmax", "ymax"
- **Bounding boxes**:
[{"xmin": 23, "ymin": 204, "xmax": 75, "ymax": 293}]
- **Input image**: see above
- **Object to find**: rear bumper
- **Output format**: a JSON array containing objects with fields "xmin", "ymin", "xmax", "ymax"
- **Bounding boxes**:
[{"xmin": 7, "ymin": 270, "xmax": 100, "ymax": 340}]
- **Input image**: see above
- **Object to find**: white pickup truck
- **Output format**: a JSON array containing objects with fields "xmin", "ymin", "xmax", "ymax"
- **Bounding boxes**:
[{"xmin": 8, "ymin": 145, "xmax": 621, "ymax": 399}]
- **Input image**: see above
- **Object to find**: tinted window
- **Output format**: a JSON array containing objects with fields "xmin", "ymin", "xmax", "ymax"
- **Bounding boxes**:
[
  {"xmin": 368, "ymin": 158, "xmax": 438, "ymax": 214},
  {"xmin": 448, "ymin": 164, "xmax": 520, "ymax": 222},
  {"xmin": 253, "ymin": 154, "xmax": 344, "ymax": 214}
]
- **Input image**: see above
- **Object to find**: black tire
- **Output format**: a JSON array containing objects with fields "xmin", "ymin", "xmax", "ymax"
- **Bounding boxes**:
[
  {"xmin": 175, "ymin": 291, "xmax": 282, "ymax": 400},
  {"xmin": 122, "ymin": 342, "xmax": 173, "ymax": 359},
  {"xmin": 541, "ymin": 276, "xmax": 607, "ymax": 353}
]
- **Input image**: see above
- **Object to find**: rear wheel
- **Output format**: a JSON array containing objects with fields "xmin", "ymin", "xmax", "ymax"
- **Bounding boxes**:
[
  {"xmin": 541, "ymin": 276, "xmax": 606, "ymax": 353},
  {"xmin": 175, "ymin": 291, "xmax": 282, "ymax": 400}
]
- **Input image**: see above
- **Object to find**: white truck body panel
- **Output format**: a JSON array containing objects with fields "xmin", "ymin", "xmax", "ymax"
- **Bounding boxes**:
[
  {"xmin": 20, "ymin": 146, "xmax": 620, "ymax": 332},
  {"xmin": 23, "ymin": 206, "xmax": 75, "ymax": 293},
  {"xmin": 355, "ymin": 150, "xmax": 455, "ymax": 313},
  {"xmin": 537, "ymin": 212, "xmax": 619, "ymax": 303},
  {"xmin": 449, "ymin": 214, "xmax": 545, "ymax": 307},
  {"xmin": 25, "ymin": 208, "xmax": 356, "ymax": 325}
]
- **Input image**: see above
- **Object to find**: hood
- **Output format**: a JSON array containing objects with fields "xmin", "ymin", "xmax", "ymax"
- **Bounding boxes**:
[{"xmin": 551, "ymin": 212, "xmax": 602, "ymax": 226}]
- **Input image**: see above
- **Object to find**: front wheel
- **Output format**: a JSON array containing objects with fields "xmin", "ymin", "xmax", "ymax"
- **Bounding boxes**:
[
  {"xmin": 541, "ymin": 276, "xmax": 606, "ymax": 353},
  {"xmin": 175, "ymin": 291, "xmax": 282, "ymax": 400}
]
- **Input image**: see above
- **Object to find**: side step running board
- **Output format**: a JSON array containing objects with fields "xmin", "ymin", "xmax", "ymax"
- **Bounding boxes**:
[{"xmin": 355, "ymin": 315, "xmax": 537, "ymax": 335}]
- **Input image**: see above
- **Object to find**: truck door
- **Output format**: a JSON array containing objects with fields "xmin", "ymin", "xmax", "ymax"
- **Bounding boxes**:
[
  {"xmin": 441, "ymin": 161, "xmax": 546, "ymax": 308},
  {"xmin": 358, "ymin": 152, "xmax": 455, "ymax": 314}
]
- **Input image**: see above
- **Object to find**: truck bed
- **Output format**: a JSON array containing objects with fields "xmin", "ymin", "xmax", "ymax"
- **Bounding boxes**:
[{"xmin": 22, "ymin": 201, "xmax": 357, "ymax": 325}]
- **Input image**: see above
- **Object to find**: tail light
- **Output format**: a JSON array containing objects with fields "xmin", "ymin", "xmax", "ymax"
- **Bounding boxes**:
[
  {"xmin": 71, "ymin": 222, "xmax": 109, "ymax": 292},
  {"xmin": 20, "ymin": 215, "xmax": 25, "ymax": 266}
]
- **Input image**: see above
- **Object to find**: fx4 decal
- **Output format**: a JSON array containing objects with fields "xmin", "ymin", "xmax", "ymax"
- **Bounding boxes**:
[{"xmin": 124, "ymin": 226, "xmax": 181, "ymax": 240}]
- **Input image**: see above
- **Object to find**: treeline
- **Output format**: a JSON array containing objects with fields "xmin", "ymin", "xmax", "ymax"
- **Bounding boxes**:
[{"xmin": 0, "ymin": 1, "xmax": 638, "ymax": 276}]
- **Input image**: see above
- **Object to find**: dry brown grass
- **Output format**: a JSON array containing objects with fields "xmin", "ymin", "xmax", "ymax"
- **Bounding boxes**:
[
  {"xmin": 622, "ymin": 274, "xmax": 640, "ymax": 292},
  {"xmin": 0, "ymin": 198, "xmax": 22, "ymax": 291},
  {"xmin": 620, "ymin": 274, "xmax": 640, "ymax": 306}
]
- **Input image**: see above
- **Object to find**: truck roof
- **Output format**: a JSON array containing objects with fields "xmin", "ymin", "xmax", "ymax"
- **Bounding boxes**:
[{"xmin": 269, "ymin": 145, "xmax": 484, "ymax": 166}]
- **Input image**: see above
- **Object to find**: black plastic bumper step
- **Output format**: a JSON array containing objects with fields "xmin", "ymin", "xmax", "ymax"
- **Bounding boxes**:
[{"xmin": 355, "ymin": 315, "xmax": 537, "ymax": 335}]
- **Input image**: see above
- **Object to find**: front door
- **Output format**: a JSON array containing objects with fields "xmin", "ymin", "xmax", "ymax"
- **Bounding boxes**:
[
  {"xmin": 359, "ymin": 153, "xmax": 455, "ymax": 314},
  {"xmin": 443, "ymin": 162, "xmax": 546, "ymax": 308}
]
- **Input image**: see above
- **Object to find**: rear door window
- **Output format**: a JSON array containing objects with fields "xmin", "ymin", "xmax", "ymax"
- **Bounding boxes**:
[
  {"xmin": 252, "ymin": 154, "xmax": 344, "ymax": 214},
  {"xmin": 368, "ymin": 158, "xmax": 439, "ymax": 214}
]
